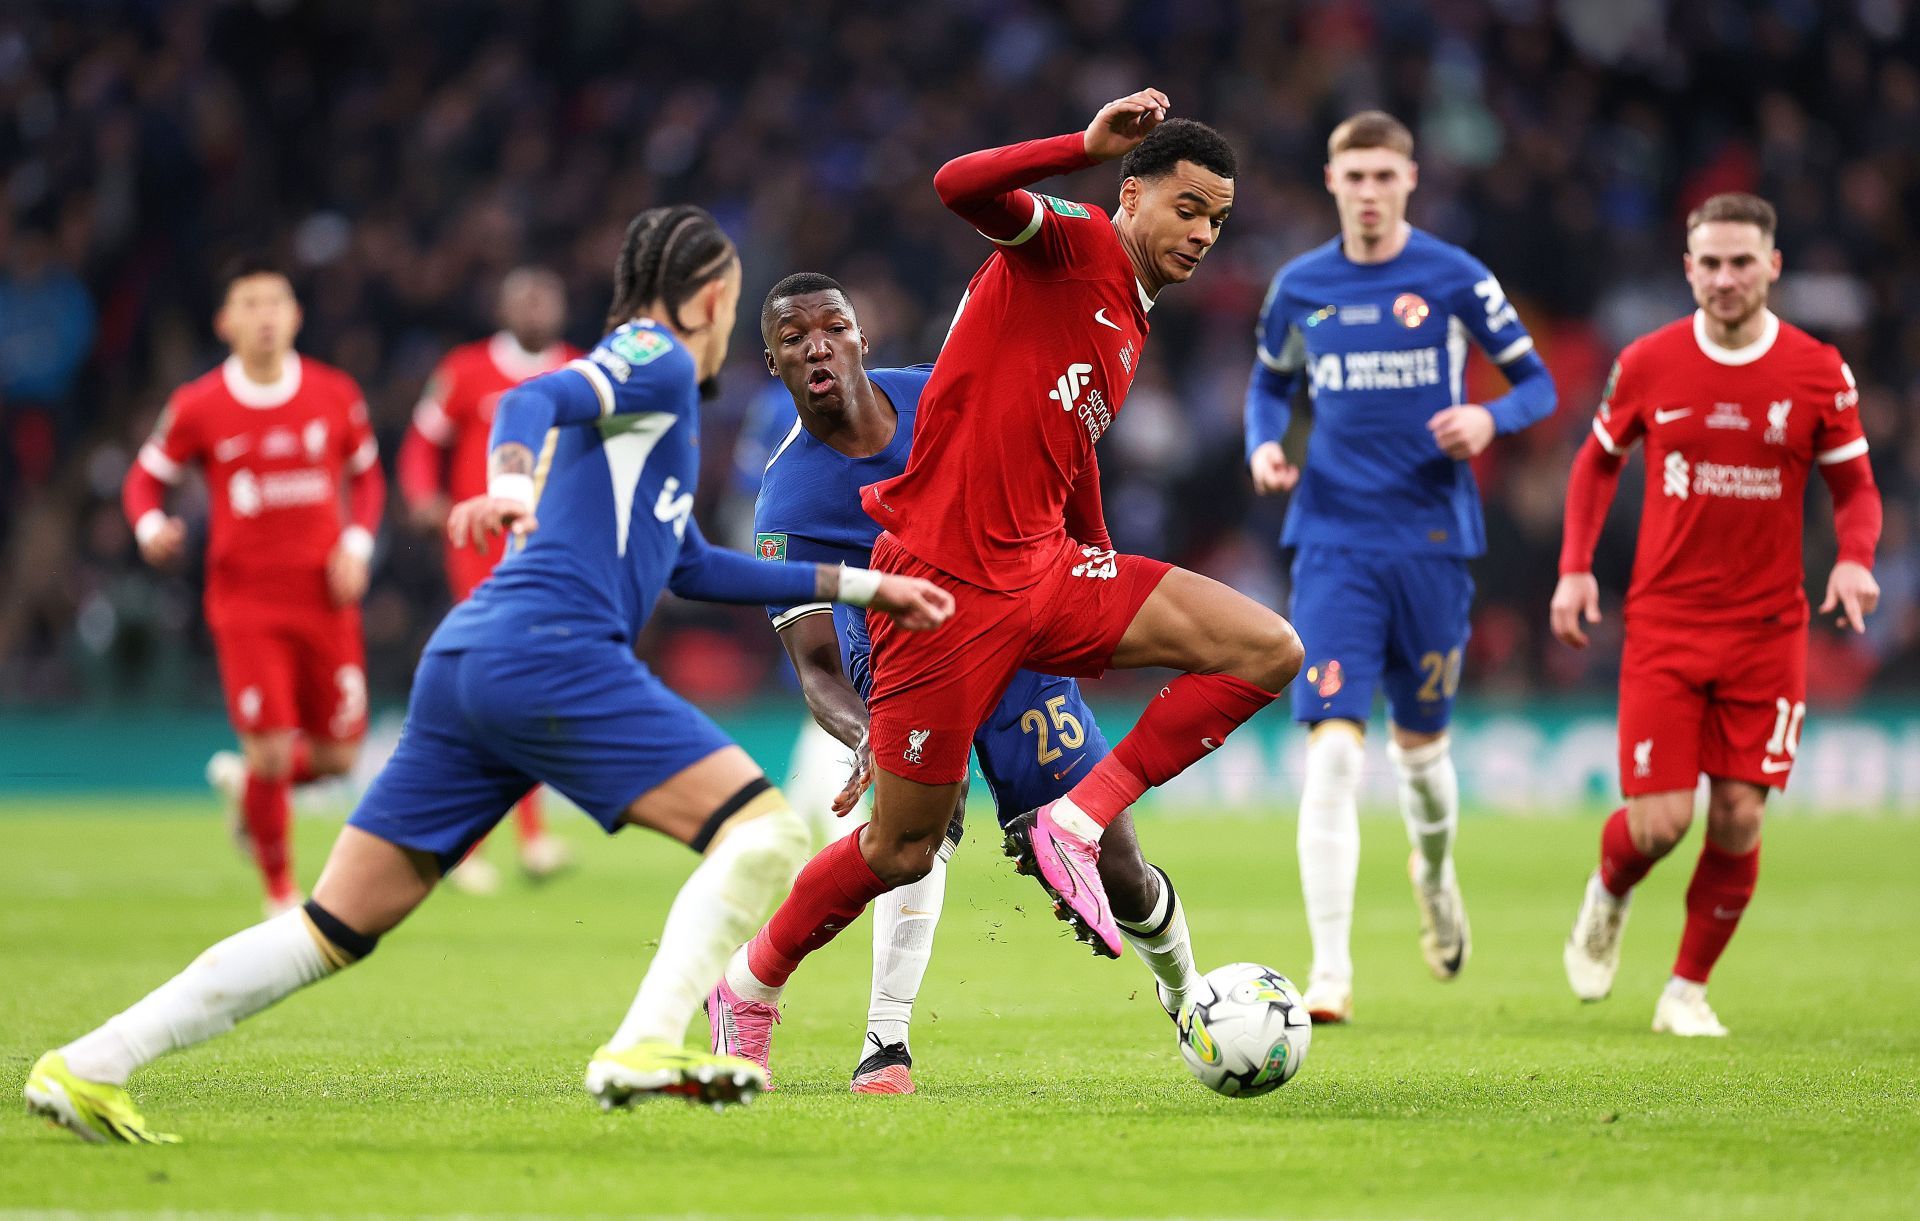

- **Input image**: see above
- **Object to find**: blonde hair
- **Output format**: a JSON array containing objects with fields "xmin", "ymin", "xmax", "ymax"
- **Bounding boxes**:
[
  {"xmin": 1328, "ymin": 110, "xmax": 1414, "ymax": 159},
  {"xmin": 1686, "ymin": 193, "xmax": 1777, "ymax": 243}
]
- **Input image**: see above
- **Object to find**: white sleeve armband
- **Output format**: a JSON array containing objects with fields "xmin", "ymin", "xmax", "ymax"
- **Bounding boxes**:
[
  {"xmin": 134, "ymin": 510, "xmax": 170, "ymax": 548},
  {"xmin": 836, "ymin": 564, "xmax": 883, "ymax": 608},
  {"xmin": 489, "ymin": 473, "xmax": 534, "ymax": 505},
  {"xmin": 338, "ymin": 526, "xmax": 375, "ymax": 561}
]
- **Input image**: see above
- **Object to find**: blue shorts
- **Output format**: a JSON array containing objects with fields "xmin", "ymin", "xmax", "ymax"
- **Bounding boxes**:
[
  {"xmin": 972, "ymin": 668, "xmax": 1111, "ymax": 826},
  {"xmin": 849, "ymin": 640, "xmax": 1107, "ymax": 829},
  {"xmin": 1288, "ymin": 545, "xmax": 1473, "ymax": 733},
  {"xmin": 348, "ymin": 644, "xmax": 734, "ymax": 871}
]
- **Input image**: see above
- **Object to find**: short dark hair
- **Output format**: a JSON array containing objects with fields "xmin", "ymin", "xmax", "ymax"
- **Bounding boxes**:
[
  {"xmin": 1119, "ymin": 118, "xmax": 1237, "ymax": 183},
  {"xmin": 218, "ymin": 251, "xmax": 292, "ymax": 298},
  {"xmin": 606, "ymin": 205, "xmax": 738, "ymax": 330},
  {"xmin": 1328, "ymin": 110, "xmax": 1414, "ymax": 159},
  {"xmin": 1687, "ymin": 193, "xmax": 1777, "ymax": 243},
  {"xmin": 760, "ymin": 272, "xmax": 852, "ymax": 337}
]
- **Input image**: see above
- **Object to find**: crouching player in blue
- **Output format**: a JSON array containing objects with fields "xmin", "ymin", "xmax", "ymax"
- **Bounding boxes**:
[
  {"xmin": 1244, "ymin": 113, "xmax": 1556, "ymax": 1022},
  {"xmin": 25, "ymin": 209, "xmax": 953, "ymax": 1143},
  {"xmin": 737, "ymin": 274, "xmax": 1200, "ymax": 1094}
]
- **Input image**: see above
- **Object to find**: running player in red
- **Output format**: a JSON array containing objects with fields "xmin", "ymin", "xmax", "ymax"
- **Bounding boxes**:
[
  {"xmin": 710, "ymin": 91, "xmax": 1304, "ymax": 1078},
  {"xmin": 1551, "ymin": 193, "xmax": 1882, "ymax": 1036},
  {"xmin": 397, "ymin": 267, "xmax": 578, "ymax": 890},
  {"xmin": 123, "ymin": 255, "xmax": 386, "ymax": 915}
]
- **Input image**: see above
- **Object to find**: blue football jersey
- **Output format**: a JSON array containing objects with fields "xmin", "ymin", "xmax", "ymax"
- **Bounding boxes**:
[
  {"xmin": 751, "ymin": 365, "xmax": 933, "ymax": 687},
  {"xmin": 430, "ymin": 320, "xmax": 707, "ymax": 651},
  {"xmin": 1249, "ymin": 229, "xmax": 1545, "ymax": 558}
]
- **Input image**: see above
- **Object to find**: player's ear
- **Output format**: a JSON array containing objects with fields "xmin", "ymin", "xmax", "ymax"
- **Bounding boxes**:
[
  {"xmin": 1405, "ymin": 159, "xmax": 1418, "ymax": 193},
  {"xmin": 1768, "ymin": 247, "xmax": 1783, "ymax": 281},
  {"xmin": 1119, "ymin": 175, "xmax": 1141, "ymax": 217},
  {"xmin": 1323, "ymin": 162, "xmax": 1335, "ymax": 195},
  {"xmin": 289, "ymin": 301, "xmax": 304, "ymax": 341},
  {"xmin": 763, "ymin": 346, "xmax": 777, "ymax": 378}
]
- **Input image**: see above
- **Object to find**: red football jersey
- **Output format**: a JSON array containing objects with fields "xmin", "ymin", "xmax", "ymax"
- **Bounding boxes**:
[
  {"xmin": 862, "ymin": 185, "xmax": 1148, "ymax": 590},
  {"xmin": 412, "ymin": 333, "xmax": 577, "ymax": 504},
  {"xmin": 1590, "ymin": 310, "xmax": 1867, "ymax": 627},
  {"xmin": 139, "ymin": 354, "xmax": 378, "ymax": 625},
  {"xmin": 407, "ymin": 333, "xmax": 576, "ymax": 594}
]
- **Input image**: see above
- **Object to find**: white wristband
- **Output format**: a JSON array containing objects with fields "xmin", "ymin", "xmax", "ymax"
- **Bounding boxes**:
[
  {"xmin": 836, "ymin": 564, "xmax": 883, "ymax": 608},
  {"xmin": 338, "ymin": 525, "xmax": 375, "ymax": 561},
  {"xmin": 489, "ymin": 473, "xmax": 534, "ymax": 506},
  {"xmin": 134, "ymin": 510, "xmax": 170, "ymax": 548}
]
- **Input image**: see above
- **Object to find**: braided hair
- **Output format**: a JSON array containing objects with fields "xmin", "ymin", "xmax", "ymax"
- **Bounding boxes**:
[{"xmin": 605, "ymin": 205, "xmax": 738, "ymax": 331}]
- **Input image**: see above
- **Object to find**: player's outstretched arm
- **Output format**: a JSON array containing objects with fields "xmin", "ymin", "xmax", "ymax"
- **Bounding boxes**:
[
  {"xmin": 1550, "ymin": 433, "xmax": 1627, "ymax": 648},
  {"xmin": 669, "ymin": 520, "xmax": 954, "ymax": 631},
  {"xmin": 1817, "ymin": 451, "xmax": 1884, "ymax": 633},
  {"xmin": 931, "ymin": 89, "xmax": 1164, "ymax": 240}
]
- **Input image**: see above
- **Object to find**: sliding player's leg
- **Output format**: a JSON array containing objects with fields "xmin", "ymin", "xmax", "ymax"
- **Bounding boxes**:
[
  {"xmin": 27, "ymin": 650, "xmax": 500, "ymax": 1144},
  {"xmin": 983, "ymin": 669, "xmax": 1199, "ymax": 1011},
  {"xmin": 1565, "ymin": 625, "xmax": 1709, "ymax": 1002},
  {"xmin": 1020, "ymin": 556, "xmax": 1302, "ymax": 957},
  {"xmin": 1380, "ymin": 552, "xmax": 1476, "ymax": 981},
  {"xmin": 459, "ymin": 643, "xmax": 811, "ymax": 1105}
]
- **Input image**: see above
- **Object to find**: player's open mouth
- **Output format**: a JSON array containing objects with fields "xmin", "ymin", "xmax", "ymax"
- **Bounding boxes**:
[{"xmin": 807, "ymin": 370, "xmax": 837, "ymax": 394}]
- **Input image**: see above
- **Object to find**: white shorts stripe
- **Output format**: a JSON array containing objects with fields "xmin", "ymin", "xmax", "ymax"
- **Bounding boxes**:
[
  {"xmin": 1591, "ymin": 417, "xmax": 1626, "ymax": 456},
  {"xmin": 348, "ymin": 437, "xmax": 379, "ymax": 474}
]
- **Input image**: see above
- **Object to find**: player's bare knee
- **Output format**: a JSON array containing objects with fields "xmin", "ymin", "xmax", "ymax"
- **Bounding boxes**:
[
  {"xmin": 307, "ymin": 740, "xmax": 359, "ymax": 778},
  {"xmin": 1237, "ymin": 613, "xmax": 1303, "ymax": 693},
  {"xmin": 1629, "ymin": 795, "xmax": 1693, "ymax": 857},
  {"xmin": 1705, "ymin": 784, "xmax": 1765, "ymax": 852},
  {"xmin": 242, "ymin": 735, "xmax": 295, "ymax": 781}
]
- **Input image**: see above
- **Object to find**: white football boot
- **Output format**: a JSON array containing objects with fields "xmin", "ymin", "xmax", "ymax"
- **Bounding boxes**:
[
  {"xmin": 518, "ymin": 834, "xmax": 574, "ymax": 881},
  {"xmin": 446, "ymin": 855, "xmax": 502, "ymax": 896},
  {"xmin": 1300, "ymin": 974, "xmax": 1353, "ymax": 1024},
  {"xmin": 1564, "ymin": 870, "xmax": 1632, "ymax": 1002},
  {"xmin": 1652, "ymin": 978, "xmax": 1728, "ymax": 1037},
  {"xmin": 1409, "ymin": 852, "xmax": 1471, "ymax": 980}
]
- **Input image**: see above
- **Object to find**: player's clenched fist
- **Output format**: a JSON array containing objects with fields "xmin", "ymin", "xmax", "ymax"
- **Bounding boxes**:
[
  {"xmin": 135, "ymin": 514, "xmax": 188, "ymax": 567},
  {"xmin": 1084, "ymin": 88, "xmax": 1170, "ymax": 162},
  {"xmin": 1427, "ymin": 404, "xmax": 1496, "ymax": 460},
  {"xmin": 1549, "ymin": 572, "xmax": 1602, "ymax": 648},
  {"xmin": 1248, "ymin": 440, "xmax": 1300, "ymax": 494},
  {"xmin": 447, "ymin": 494, "xmax": 538, "ymax": 552},
  {"xmin": 865, "ymin": 573, "xmax": 954, "ymax": 632}
]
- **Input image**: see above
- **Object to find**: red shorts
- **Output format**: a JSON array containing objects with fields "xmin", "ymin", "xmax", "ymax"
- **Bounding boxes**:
[
  {"xmin": 1617, "ymin": 617, "xmax": 1807, "ymax": 795},
  {"xmin": 865, "ymin": 532, "xmax": 1171, "ymax": 784},
  {"xmin": 212, "ymin": 606, "xmax": 368, "ymax": 742}
]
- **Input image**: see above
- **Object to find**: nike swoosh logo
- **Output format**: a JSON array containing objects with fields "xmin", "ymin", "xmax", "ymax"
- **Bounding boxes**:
[
  {"xmin": 899, "ymin": 906, "xmax": 935, "ymax": 918},
  {"xmin": 214, "ymin": 437, "xmax": 250, "ymax": 460},
  {"xmin": 1050, "ymin": 753, "xmax": 1087, "ymax": 781},
  {"xmin": 1094, "ymin": 308, "xmax": 1121, "ymax": 331},
  {"xmin": 1654, "ymin": 409, "xmax": 1692, "ymax": 424},
  {"xmin": 1712, "ymin": 905, "xmax": 1747, "ymax": 920},
  {"xmin": 1760, "ymin": 758, "xmax": 1792, "ymax": 774},
  {"xmin": 1201, "ymin": 737, "xmax": 1222, "ymax": 751}
]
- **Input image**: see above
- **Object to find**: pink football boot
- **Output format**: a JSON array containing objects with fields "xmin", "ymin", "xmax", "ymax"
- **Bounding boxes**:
[
  {"xmin": 1007, "ymin": 802, "xmax": 1123, "ymax": 958},
  {"xmin": 705, "ymin": 977, "xmax": 781, "ymax": 1091}
]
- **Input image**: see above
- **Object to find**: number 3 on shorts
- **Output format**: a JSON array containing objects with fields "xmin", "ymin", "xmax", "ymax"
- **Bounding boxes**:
[{"xmin": 1020, "ymin": 695, "xmax": 1086, "ymax": 765}]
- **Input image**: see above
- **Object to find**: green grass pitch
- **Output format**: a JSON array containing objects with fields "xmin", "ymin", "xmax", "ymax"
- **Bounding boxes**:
[{"xmin": 3, "ymin": 800, "xmax": 1917, "ymax": 1218}]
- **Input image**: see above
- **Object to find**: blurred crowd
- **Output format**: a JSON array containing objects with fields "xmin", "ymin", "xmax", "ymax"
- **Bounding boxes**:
[{"xmin": 3, "ymin": 0, "xmax": 1918, "ymax": 710}]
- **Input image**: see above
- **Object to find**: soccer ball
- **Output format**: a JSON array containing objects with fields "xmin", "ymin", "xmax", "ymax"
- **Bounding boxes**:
[{"xmin": 1176, "ymin": 962, "xmax": 1312, "ymax": 1097}]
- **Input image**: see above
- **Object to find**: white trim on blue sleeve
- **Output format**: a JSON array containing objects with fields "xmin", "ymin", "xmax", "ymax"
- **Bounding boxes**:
[
  {"xmin": 1491, "ymin": 335, "xmax": 1535, "ymax": 365},
  {"xmin": 567, "ymin": 358, "xmax": 616, "ymax": 416}
]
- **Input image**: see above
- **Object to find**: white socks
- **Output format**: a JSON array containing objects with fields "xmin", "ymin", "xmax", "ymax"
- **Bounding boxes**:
[
  {"xmin": 1049, "ymin": 797, "xmax": 1105, "ymax": 843},
  {"xmin": 786, "ymin": 718, "xmax": 863, "ymax": 848},
  {"xmin": 860, "ymin": 835, "xmax": 955, "ymax": 1061},
  {"xmin": 60, "ymin": 909, "xmax": 339, "ymax": 1086},
  {"xmin": 1116, "ymin": 866, "xmax": 1198, "ymax": 1006},
  {"xmin": 1298, "ymin": 722, "xmax": 1363, "ymax": 986},
  {"xmin": 609, "ymin": 805, "xmax": 810, "ymax": 1050},
  {"xmin": 1390, "ymin": 734, "xmax": 1458, "ymax": 887}
]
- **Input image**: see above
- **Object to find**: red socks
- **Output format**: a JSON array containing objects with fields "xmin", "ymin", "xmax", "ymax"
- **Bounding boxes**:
[
  {"xmin": 287, "ymin": 737, "xmax": 316, "ymax": 786},
  {"xmin": 1598, "ymin": 807, "xmax": 1654, "ymax": 897},
  {"xmin": 241, "ymin": 773, "xmax": 296, "ymax": 904},
  {"xmin": 1674, "ymin": 839, "xmax": 1760, "ymax": 983},
  {"xmin": 746, "ymin": 829, "xmax": 889, "ymax": 989},
  {"xmin": 513, "ymin": 790, "xmax": 547, "ymax": 838},
  {"xmin": 1067, "ymin": 672, "xmax": 1276, "ymax": 827}
]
